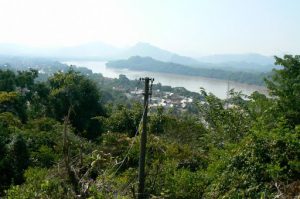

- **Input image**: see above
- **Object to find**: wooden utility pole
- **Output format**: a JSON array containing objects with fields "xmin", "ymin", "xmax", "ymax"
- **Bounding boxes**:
[{"xmin": 138, "ymin": 77, "xmax": 153, "ymax": 199}]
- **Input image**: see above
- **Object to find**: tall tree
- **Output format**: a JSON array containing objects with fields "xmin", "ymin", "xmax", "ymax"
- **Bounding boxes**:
[
  {"xmin": 0, "ymin": 70, "xmax": 16, "ymax": 91},
  {"xmin": 48, "ymin": 70, "xmax": 105, "ymax": 139},
  {"xmin": 265, "ymin": 55, "xmax": 300, "ymax": 126}
]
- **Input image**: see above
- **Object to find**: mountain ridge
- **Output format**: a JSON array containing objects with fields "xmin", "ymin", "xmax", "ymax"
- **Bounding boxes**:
[
  {"xmin": 106, "ymin": 56, "xmax": 269, "ymax": 85},
  {"xmin": 0, "ymin": 42, "xmax": 276, "ymax": 71}
]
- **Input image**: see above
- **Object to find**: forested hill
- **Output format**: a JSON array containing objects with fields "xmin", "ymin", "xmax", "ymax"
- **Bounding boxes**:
[
  {"xmin": 0, "ymin": 55, "xmax": 300, "ymax": 198},
  {"xmin": 106, "ymin": 56, "xmax": 271, "ymax": 86}
]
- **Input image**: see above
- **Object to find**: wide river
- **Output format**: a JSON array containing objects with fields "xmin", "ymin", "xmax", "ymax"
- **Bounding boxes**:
[{"xmin": 64, "ymin": 61, "xmax": 268, "ymax": 99}]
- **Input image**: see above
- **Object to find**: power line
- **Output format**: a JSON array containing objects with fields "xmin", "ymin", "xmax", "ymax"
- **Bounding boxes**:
[{"xmin": 109, "ymin": 101, "xmax": 148, "ymax": 177}]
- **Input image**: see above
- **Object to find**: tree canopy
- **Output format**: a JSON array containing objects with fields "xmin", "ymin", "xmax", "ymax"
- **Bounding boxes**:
[{"xmin": 0, "ymin": 55, "xmax": 300, "ymax": 198}]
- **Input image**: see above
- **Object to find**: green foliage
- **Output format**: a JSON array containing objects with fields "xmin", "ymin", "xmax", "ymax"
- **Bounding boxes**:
[
  {"xmin": 6, "ymin": 167, "xmax": 74, "ymax": 199},
  {"xmin": 1, "ymin": 55, "xmax": 300, "ymax": 198},
  {"xmin": 27, "ymin": 82, "xmax": 51, "ymax": 119},
  {"xmin": 204, "ymin": 121, "xmax": 300, "ymax": 198},
  {"xmin": 149, "ymin": 161, "xmax": 206, "ymax": 198},
  {"xmin": 7, "ymin": 134, "xmax": 30, "ymax": 183},
  {"xmin": 22, "ymin": 118, "xmax": 62, "ymax": 168},
  {"xmin": 198, "ymin": 89, "xmax": 251, "ymax": 147},
  {"xmin": 149, "ymin": 106, "xmax": 165, "ymax": 135},
  {"xmin": 15, "ymin": 69, "xmax": 38, "ymax": 90},
  {"xmin": 0, "ymin": 128, "xmax": 29, "ymax": 193},
  {"xmin": 0, "ymin": 112, "xmax": 22, "ymax": 129},
  {"xmin": 0, "ymin": 91, "xmax": 27, "ymax": 122},
  {"xmin": 265, "ymin": 55, "xmax": 300, "ymax": 126},
  {"xmin": 107, "ymin": 56, "xmax": 268, "ymax": 85},
  {"xmin": 92, "ymin": 133, "xmax": 207, "ymax": 198},
  {"xmin": 48, "ymin": 69, "xmax": 105, "ymax": 139},
  {"xmin": 31, "ymin": 145, "xmax": 59, "ymax": 168},
  {"xmin": 102, "ymin": 103, "xmax": 143, "ymax": 137},
  {"xmin": 0, "ymin": 70, "xmax": 16, "ymax": 91}
]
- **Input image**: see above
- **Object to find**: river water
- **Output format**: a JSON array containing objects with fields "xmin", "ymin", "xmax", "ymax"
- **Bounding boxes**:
[{"xmin": 63, "ymin": 61, "xmax": 268, "ymax": 99}]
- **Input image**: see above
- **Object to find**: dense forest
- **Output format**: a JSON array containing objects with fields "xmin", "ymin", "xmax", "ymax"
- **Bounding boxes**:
[
  {"xmin": 0, "ymin": 55, "xmax": 299, "ymax": 198},
  {"xmin": 106, "ymin": 56, "xmax": 272, "ymax": 85}
]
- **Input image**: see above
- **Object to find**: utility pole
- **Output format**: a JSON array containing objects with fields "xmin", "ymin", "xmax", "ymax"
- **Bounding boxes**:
[{"xmin": 138, "ymin": 77, "xmax": 153, "ymax": 199}]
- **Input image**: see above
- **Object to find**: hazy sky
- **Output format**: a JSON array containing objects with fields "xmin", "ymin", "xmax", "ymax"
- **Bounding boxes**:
[{"xmin": 0, "ymin": 0, "xmax": 299, "ymax": 56}]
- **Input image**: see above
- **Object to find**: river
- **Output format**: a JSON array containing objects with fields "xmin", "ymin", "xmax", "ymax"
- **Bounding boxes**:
[{"xmin": 63, "ymin": 61, "xmax": 268, "ymax": 99}]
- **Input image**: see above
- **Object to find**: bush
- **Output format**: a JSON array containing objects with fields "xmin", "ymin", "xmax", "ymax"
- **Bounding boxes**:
[
  {"xmin": 6, "ymin": 167, "xmax": 74, "ymax": 199},
  {"xmin": 204, "ymin": 122, "xmax": 300, "ymax": 198}
]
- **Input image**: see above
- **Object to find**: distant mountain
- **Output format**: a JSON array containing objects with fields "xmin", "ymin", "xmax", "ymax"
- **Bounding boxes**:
[
  {"xmin": 48, "ymin": 42, "xmax": 121, "ymax": 59},
  {"xmin": 0, "ymin": 42, "xmax": 278, "ymax": 72},
  {"xmin": 198, "ymin": 53, "xmax": 274, "ymax": 65},
  {"xmin": 106, "ymin": 56, "xmax": 269, "ymax": 85},
  {"xmin": 0, "ymin": 43, "xmax": 39, "ymax": 56},
  {"xmin": 196, "ymin": 61, "xmax": 279, "ymax": 72},
  {"xmin": 118, "ymin": 42, "xmax": 172, "ymax": 61},
  {"xmin": 119, "ymin": 43, "xmax": 277, "ymax": 67},
  {"xmin": 0, "ymin": 42, "xmax": 121, "ymax": 60},
  {"xmin": 117, "ymin": 42, "xmax": 200, "ymax": 66}
]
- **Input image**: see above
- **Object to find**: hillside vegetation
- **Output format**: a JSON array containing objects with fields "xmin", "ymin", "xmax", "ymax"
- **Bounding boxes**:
[
  {"xmin": 0, "ymin": 55, "xmax": 299, "ymax": 198},
  {"xmin": 106, "ymin": 56, "xmax": 271, "ymax": 85}
]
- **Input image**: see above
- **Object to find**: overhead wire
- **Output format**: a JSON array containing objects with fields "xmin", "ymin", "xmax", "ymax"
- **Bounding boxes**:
[
  {"xmin": 94, "ymin": 78, "xmax": 154, "ymax": 196},
  {"xmin": 109, "ymin": 99, "xmax": 148, "ymax": 177},
  {"xmin": 103, "ymin": 78, "xmax": 153, "ymax": 177}
]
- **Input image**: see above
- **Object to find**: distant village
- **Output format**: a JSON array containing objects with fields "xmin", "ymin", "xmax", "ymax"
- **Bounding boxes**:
[{"xmin": 112, "ymin": 86, "xmax": 194, "ymax": 111}]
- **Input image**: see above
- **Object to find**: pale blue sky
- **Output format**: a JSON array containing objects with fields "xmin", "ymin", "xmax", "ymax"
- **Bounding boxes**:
[{"xmin": 0, "ymin": 0, "xmax": 299, "ymax": 56}]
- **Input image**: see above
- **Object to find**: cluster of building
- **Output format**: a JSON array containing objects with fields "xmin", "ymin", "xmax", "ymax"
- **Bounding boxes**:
[{"xmin": 128, "ymin": 88, "xmax": 194, "ymax": 109}]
